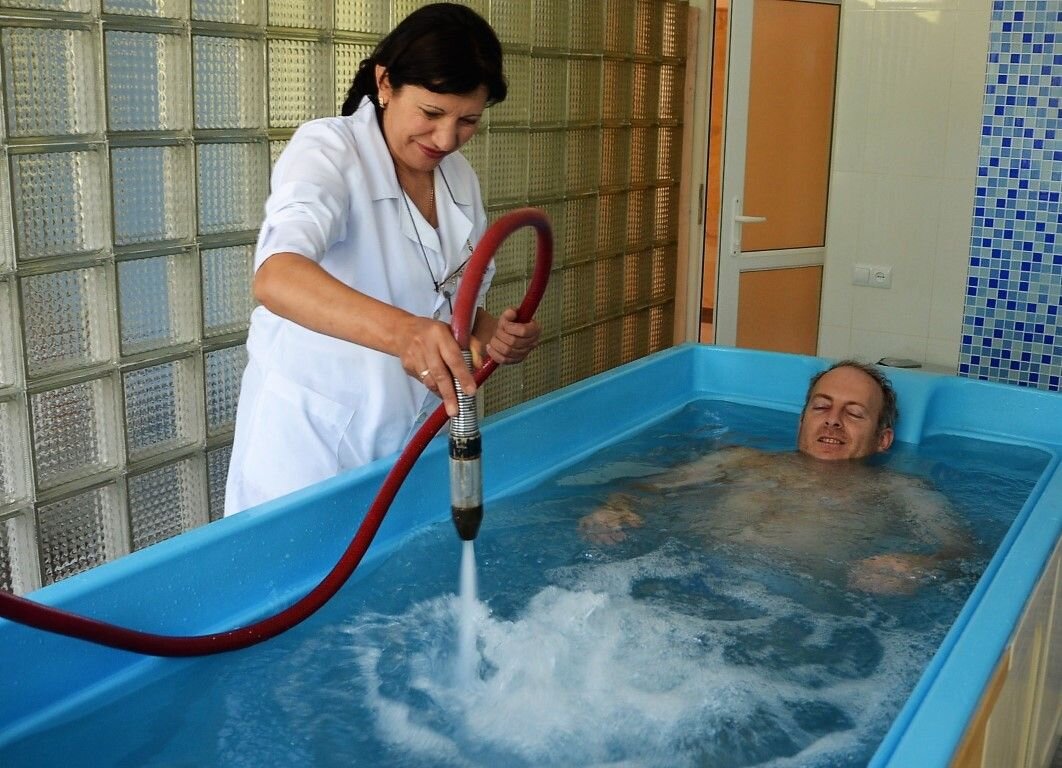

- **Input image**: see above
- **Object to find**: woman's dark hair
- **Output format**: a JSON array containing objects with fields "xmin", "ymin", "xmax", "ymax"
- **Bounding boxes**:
[{"xmin": 341, "ymin": 2, "xmax": 507, "ymax": 116}]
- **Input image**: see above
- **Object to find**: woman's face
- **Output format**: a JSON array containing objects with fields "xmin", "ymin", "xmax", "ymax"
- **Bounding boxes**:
[{"xmin": 375, "ymin": 65, "xmax": 487, "ymax": 176}]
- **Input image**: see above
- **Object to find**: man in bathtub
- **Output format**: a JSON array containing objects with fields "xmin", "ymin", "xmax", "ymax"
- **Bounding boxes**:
[{"xmin": 578, "ymin": 360, "xmax": 973, "ymax": 595}]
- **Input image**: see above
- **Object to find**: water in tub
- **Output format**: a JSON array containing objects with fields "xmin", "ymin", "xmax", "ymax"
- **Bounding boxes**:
[{"xmin": 1, "ymin": 401, "xmax": 1047, "ymax": 767}]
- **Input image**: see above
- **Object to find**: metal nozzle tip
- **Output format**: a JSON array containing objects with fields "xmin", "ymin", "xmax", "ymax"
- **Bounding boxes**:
[{"xmin": 452, "ymin": 506, "xmax": 483, "ymax": 541}]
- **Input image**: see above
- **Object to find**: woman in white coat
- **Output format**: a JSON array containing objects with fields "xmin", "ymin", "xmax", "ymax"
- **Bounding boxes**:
[{"xmin": 225, "ymin": 3, "xmax": 541, "ymax": 516}]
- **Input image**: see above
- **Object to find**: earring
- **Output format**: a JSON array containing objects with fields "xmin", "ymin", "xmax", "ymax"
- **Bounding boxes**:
[{"xmin": 380, "ymin": 99, "xmax": 388, "ymax": 109}]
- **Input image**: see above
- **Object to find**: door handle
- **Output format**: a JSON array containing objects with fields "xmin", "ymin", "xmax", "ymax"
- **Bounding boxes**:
[{"xmin": 730, "ymin": 197, "xmax": 767, "ymax": 257}]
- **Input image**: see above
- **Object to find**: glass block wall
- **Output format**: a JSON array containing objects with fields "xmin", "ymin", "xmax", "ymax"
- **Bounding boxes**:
[{"xmin": 0, "ymin": 0, "xmax": 688, "ymax": 593}]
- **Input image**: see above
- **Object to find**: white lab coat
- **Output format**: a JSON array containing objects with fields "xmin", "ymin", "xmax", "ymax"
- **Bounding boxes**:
[{"xmin": 224, "ymin": 97, "xmax": 494, "ymax": 516}]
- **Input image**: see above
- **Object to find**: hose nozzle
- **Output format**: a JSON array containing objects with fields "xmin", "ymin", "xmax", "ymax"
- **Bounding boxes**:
[{"xmin": 450, "ymin": 351, "xmax": 483, "ymax": 541}]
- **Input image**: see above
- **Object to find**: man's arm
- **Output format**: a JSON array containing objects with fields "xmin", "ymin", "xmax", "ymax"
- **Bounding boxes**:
[{"xmin": 577, "ymin": 446, "xmax": 761, "ymax": 544}]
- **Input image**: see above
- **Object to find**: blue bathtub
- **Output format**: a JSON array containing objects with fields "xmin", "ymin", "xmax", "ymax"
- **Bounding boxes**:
[{"xmin": 2, "ymin": 344, "xmax": 1060, "ymax": 766}]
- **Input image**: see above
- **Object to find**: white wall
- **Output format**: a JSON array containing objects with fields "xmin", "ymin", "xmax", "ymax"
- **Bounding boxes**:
[{"xmin": 817, "ymin": 0, "xmax": 991, "ymax": 369}]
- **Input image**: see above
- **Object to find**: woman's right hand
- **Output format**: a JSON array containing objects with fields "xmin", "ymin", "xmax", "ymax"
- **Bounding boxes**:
[{"xmin": 396, "ymin": 314, "xmax": 477, "ymax": 417}]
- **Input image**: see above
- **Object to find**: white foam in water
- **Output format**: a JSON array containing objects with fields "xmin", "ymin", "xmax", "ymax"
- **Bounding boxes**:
[{"xmin": 346, "ymin": 544, "xmax": 934, "ymax": 768}]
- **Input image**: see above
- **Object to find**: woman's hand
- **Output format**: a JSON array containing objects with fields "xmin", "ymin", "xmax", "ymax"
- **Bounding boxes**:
[
  {"xmin": 471, "ymin": 307, "xmax": 541, "ymax": 366},
  {"xmin": 396, "ymin": 314, "xmax": 476, "ymax": 418}
]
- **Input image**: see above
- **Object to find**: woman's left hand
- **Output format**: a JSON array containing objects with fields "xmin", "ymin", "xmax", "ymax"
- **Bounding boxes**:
[{"xmin": 472, "ymin": 307, "xmax": 541, "ymax": 366}]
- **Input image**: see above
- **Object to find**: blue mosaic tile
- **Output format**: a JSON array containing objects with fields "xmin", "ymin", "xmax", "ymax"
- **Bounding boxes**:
[{"xmin": 960, "ymin": 1, "xmax": 1062, "ymax": 392}]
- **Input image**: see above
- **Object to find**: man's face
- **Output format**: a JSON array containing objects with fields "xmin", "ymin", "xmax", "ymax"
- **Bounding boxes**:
[{"xmin": 797, "ymin": 366, "xmax": 894, "ymax": 461}]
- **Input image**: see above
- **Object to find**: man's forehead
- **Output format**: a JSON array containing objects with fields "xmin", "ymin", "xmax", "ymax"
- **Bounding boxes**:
[{"xmin": 810, "ymin": 367, "xmax": 883, "ymax": 405}]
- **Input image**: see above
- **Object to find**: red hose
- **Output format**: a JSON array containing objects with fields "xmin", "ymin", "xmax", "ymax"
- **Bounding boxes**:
[{"xmin": 0, "ymin": 207, "xmax": 553, "ymax": 657}]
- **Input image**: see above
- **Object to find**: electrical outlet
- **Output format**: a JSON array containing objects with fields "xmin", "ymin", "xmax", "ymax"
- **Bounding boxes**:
[
  {"xmin": 869, "ymin": 265, "xmax": 892, "ymax": 288},
  {"xmin": 852, "ymin": 263, "xmax": 892, "ymax": 289}
]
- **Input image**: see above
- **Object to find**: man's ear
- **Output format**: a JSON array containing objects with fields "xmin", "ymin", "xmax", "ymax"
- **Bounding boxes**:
[{"xmin": 876, "ymin": 427, "xmax": 895, "ymax": 453}]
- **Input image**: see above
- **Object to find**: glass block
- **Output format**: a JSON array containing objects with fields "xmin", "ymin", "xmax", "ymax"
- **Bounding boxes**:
[
  {"xmin": 207, "ymin": 443, "xmax": 231, "ymax": 522},
  {"xmin": 0, "ymin": 511, "xmax": 39, "ymax": 595},
  {"xmin": 490, "ymin": 54, "xmax": 530, "ymax": 126},
  {"xmin": 653, "ymin": 183, "xmax": 678, "ymax": 245},
  {"xmin": 460, "ymin": 131, "xmax": 487, "ymax": 185},
  {"xmin": 2, "ymin": 27, "xmax": 100, "ymax": 138},
  {"xmin": 37, "ymin": 483, "xmax": 125, "ymax": 585},
  {"xmin": 484, "ymin": 277, "xmax": 524, "ymax": 325},
  {"xmin": 192, "ymin": 0, "xmax": 264, "ymax": 24},
  {"xmin": 118, "ymin": 252, "xmax": 198, "ymax": 355},
  {"xmin": 591, "ymin": 317, "xmax": 623, "ymax": 374},
  {"xmin": 633, "ymin": 0, "xmax": 662, "ymax": 58},
  {"xmin": 11, "ymin": 148, "xmax": 108, "ymax": 261},
  {"xmin": 269, "ymin": 139, "xmax": 290, "ymax": 168},
  {"xmin": 650, "ymin": 244, "xmax": 676, "ymax": 302},
  {"xmin": 268, "ymin": 39, "xmax": 332, "ymax": 129},
  {"xmin": 522, "ymin": 336, "xmax": 558, "ymax": 400},
  {"xmin": 656, "ymin": 124, "xmax": 681, "ymax": 184},
  {"xmin": 621, "ymin": 308, "xmax": 650, "ymax": 363},
  {"xmin": 31, "ymin": 376, "xmax": 121, "ymax": 490},
  {"xmin": 203, "ymin": 244, "xmax": 253, "ymax": 337},
  {"xmin": 533, "ymin": 0, "xmax": 569, "ymax": 51},
  {"xmin": 486, "ymin": 130, "xmax": 528, "ymax": 204},
  {"xmin": 602, "ymin": 59, "xmax": 633, "ymax": 122},
  {"xmin": 530, "ymin": 57, "xmax": 566, "ymax": 126},
  {"xmin": 623, "ymin": 249, "xmax": 652, "ymax": 311},
  {"xmin": 569, "ymin": 0, "xmax": 603, "ymax": 53},
  {"xmin": 123, "ymin": 358, "xmax": 201, "ymax": 461},
  {"xmin": 335, "ymin": 43, "xmax": 374, "ymax": 115},
  {"xmin": 559, "ymin": 327, "xmax": 593, "ymax": 386},
  {"xmin": 335, "ymin": 0, "xmax": 389, "ymax": 34},
  {"xmin": 0, "ymin": 397, "xmax": 32, "ymax": 507},
  {"xmin": 594, "ymin": 254, "xmax": 624, "ymax": 322},
  {"xmin": 196, "ymin": 141, "xmax": 268, "ymax": 235},
  {"xmin": 535, "ymin": 200, "xmax": 565, "ymax": 272},
  {"xmin": 562, "ymin": 195, "xmax": 598, "ymax": 265},
  {"xmin": 193, "ymin": 36, "xmax": 265, "ymax": 130},
  {"xmin": 104, "ymin": 0, "xmax": 188, "ymax": 17},
  {"xmin": 0, "ymin": 280, "xmax": 19, "ymax": 389},
  {"xmin": 625, "ymin": 186, "xmax": 653, "ymax": 253},
  {"xmin": 533, "ymin": 264, "xmax": 561, "ymax": 341},
  {"xmin": 0, "ymin": 155, "xmax": 14, "ymax": 272},
  {"xmin": 111, "ymin": 145, "xmax": 194, "ymax": 246},
  {"xmin": 128, "ymin": 456, "xmax": 207, "ymax": 551},
  {"xmin": 567, "ymin": 59, "xmax": 602, "ymax": 124},
  {"xmin": 565, "ymin": 128, "xmax": 601, "ymax": 196},
  {"xmin": 489, "ymin": 1, "xmax": 531, "ymax": 49},
  {"xmin": 649, "ymin": 302, "xmax": 674, "ymax": 352},
  {"xmin": 205, "ymin": 344, "xmax": 247, "ymax": 435},
  {"xmin": 632, "ymin": 62, "xmax": 660, "ymax": 122},
  {"xmin": 0, "ymin": 0, "xmax": 92, "ymax": 10},
  {"xmin": 561, "ymin": 262, "xmax": 595, "ymax": 330},
  {"xmin": 22, "ymin": 266, "xmax": 114, "ymax": 378},
  {"xmin": 394, "ymin": 0, "xmax": 487, "ymax": 22},
  {"xmin": 597, "ymin": 191, "xmax": 628, "ymax": 257},
  {"xmin": 603, "ymin": 0, "xmax": 636, "ymax": 55},
  {"xmin": 269, "ymin": 0, "xmax": 330, "ymax": 28},
  {"xmin": 490, "ymin": 218, "xmax": 533, "ymax": 282},
  {"xmin": 661, "ymin": 0, "xmax": 687, "ymax": 60},
  {"xmin": 630, "ymin": 124, "xmax": 657, "ymax": 188},
  {"xmin": 659, "ymin": 63, "xmax": 684, "ymax": 123},
  {"xmin": 105, "ymin": 31, "xmax": 190, "ymax": 132},
  {"xmin": 600, "ymin": 125, "xmax": 631, "ymax": 190},
  {"xmin": 528, "ymin": 130, "xmax": 565, "ymax": 200},
  {"xmin": 482, "ymin": 356, "xmax": 520, "ymax": 416}
]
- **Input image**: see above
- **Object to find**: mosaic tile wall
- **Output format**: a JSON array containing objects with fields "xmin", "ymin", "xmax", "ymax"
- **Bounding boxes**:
[{"xmin": 960, "ymin": 0, "xmax": 1062, "ymax": 391}]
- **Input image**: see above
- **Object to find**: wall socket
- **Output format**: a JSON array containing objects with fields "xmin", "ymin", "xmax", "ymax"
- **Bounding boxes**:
[{"xmin": 852, "ymin": 263, "xmax": 893, "ymax": 289}]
